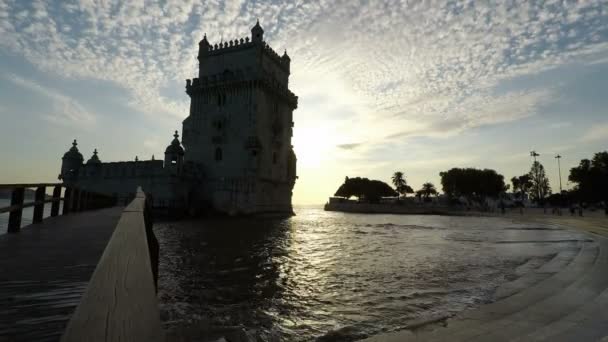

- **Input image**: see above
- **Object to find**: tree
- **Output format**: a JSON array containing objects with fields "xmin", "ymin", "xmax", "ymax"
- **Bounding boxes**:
[
  {"xmin": 391, "ymin": 171, "xmax": 414, "ymax": 198},
  {"xmin": 440, "ymin": 168, "xmax": 507, "ymax": 201},
  {"xmin": 511, "ymin": 174, "xmax": 533, "ymax": 201},
  {"xmin": 334, "ymin": 176, "xmax": 397, "ymax": 203},
  {"xmin": 418, "ymin": 182, "xmax": 438, "ymax": 201},
  {"xmin": 528, "ymin": 161, "xmax": 551, "ymax": 203},
  {"xmin": 569, "ymin": 151, "xmax": 608, "ymax": 204}
]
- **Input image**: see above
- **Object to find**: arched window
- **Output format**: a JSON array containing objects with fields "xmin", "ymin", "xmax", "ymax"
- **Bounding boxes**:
[{"xmin": 215, "ymin": 147, "xmax": 223, "ymax": 161}]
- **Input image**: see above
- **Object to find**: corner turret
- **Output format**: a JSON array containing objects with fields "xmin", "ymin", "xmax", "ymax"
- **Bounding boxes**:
[
  {"xmin": 197, "ymin": 34, "xmax": 210, "ymax": 62},
  {"xmin": 281, "ymin": 49, "xmax": 291, "ymax": 72},
  {"xmin": 60, "ymin": 139, "xmax": 84, "ymax": 182},
  {"xmin": 251, "ymin": 20, "xmax": 264, "ymax": 43},
  {"xmin": 164, "ymin": 130, "xmax": 184, "ymax": 175},
  {"xmin": 86, "ymin": 149, "xmax": 101, "ymax": 164}
]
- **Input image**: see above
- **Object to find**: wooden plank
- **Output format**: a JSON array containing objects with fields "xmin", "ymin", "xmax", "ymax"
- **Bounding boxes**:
[
  {"xmin": 51, "ymin": 185, "xmax": 61, "ymax": 217},
  {"xmin": 7, "ymin": 188, "xmax": 25, "ymax": 233},
  {"xmin": 0, "ymin": 183, "xmax": 62, "ymax": 189},
  {"xmin": 63, "ymin": 187, "xmax": 72, "ymax": 215},
  {"xmin": 61, "ymin": 190, "xmax": 164, "ymax": 342},
  {"xmin": 0, "ymin": 207, "xmax": 123, "ymax": 341},
  {"xmin": 33, "ymin": 186, "xmax": 46, "ymax": 223},
  {"xmin": 0, "ymin": 198, "xmax": 63, "ymax": 214}
]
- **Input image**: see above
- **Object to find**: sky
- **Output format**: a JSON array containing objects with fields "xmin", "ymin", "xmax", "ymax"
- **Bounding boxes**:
[{"xmin": 0, "ymin": 0, "xmax": 607, "ymax": 205}]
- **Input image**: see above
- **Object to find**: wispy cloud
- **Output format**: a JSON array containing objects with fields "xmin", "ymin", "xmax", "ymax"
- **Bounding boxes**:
[
  {"xmin": 0, "ymin": 0, "xmax": 606, "ymax": 131},
  {"xmin": 4, "ymin": 73, "xmax": 96, "ymax": 126},
  {"xmin": 337, "ymin": 142, "xmax": 363, "ymax": 150},
  {"xmin": 581, "ymin": 122, "xmax": 608, "ymax": 143}
]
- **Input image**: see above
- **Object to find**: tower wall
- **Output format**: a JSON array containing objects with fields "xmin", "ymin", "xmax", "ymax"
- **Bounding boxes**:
[{"xmin": 183, "ymin": 23, "xmax": 297, "ymax": 214}]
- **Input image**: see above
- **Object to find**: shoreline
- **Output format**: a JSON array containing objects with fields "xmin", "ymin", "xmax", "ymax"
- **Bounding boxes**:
[
  {"xmin": 324, "ymin": 202, "xmax": 502, "ymax": 217},
  {"xmin": 361, "ymin": 213, "xmax": 608, "ymax": 341},
  {"xmin": 324, "ymin": 202, "xmax": 608, "ymax": 223}
]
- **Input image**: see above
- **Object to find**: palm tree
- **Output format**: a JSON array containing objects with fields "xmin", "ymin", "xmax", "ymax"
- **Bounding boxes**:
[
  {"xmin": 392, "ymin": 172, "xmax": 414, "ymax": 198},
  {"xmin": 392, "ymin": 172, "xmax": 405, "ymax": 188},
  {"xmin": 420, "ymin": 182, "xmax": 438, "ymax": 200}
]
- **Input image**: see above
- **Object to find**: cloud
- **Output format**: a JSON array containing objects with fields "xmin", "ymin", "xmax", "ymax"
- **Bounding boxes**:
[
  {"xmin": 4, "ymin": 73, "xmax": 96, "ymax": 126},
  {"xmin": 581, "ymin": 122, "xmax": 608, "ymax": 143},
  {"xmin": 548, "ymin": 121, "xmax": 573, "ymax": 130},
  {"xmin": 0, "ymin": 0, "xmax": 606, "ymax": 153},
  {"xmin": 337, "ymin": 142, "xmax": 363, "ymax": 150}
]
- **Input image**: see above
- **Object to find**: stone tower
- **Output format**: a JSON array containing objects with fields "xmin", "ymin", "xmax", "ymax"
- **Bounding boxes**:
[{"xmin": 183, "ymin": 21, "xmax": 298, "ymax": 214}]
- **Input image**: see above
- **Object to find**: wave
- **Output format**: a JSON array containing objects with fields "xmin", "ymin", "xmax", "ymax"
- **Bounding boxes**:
[{"xmin": 364, "ymin": 223, "xmax": 444, "ymax": 230}]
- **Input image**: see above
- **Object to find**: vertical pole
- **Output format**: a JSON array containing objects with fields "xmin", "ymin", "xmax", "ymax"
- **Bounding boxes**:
[
  {"xmin": 82, "ymin": 191, "xmax": 88, "ymax": 211},
  {"xmin": 7, "ymin": 187, "xmax": 25, "ymax": 233},
  {"xmin": 63, "ymin": 187, "xmax": 72, "ymax": 215},
  {"xmin": 51, "ymin": 185, "xmax": 61, "ymax": 217},
  {"xmin": 556, "ymin": 155, "xmax": 563, "ymax": 193},
  {"xmin": 74, "ymin": 188, "xmax": 81, "ymax": 212},
  {"xmin": 33, "ymin": 186, "xmax": 46, "ymax": 223}
]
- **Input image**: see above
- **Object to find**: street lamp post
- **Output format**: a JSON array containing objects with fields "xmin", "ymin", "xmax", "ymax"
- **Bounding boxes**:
[{"xmin": 555, "ymin": 154, "xmax": 563, "ymax": 193}]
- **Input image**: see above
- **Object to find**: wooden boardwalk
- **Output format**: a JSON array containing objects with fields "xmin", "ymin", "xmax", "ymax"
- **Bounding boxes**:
[{"xmin": 0, "ymin": 207, "xmax": 123, "ymax": 342}]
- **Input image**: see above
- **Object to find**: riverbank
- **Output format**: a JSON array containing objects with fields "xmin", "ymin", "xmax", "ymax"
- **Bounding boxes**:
[
  {"xmin": 324, "ymin": 202, "xmax": 474, "ymax": 216},
  {"xmin": 325, "ymin": 202, "xmax": 608, "ymax": 222}
]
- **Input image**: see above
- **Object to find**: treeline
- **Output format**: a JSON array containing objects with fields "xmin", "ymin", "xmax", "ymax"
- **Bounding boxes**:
[{"xmin": 332, "ymin": 151, "xmax": 608, "ymax": 208}]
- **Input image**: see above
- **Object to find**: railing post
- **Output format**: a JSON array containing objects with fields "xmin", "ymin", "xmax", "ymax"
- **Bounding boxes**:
[
  {"xmin": 7, "ymin": 187, "xmax": 25, "ymax": 233},
  {"xmin": 33, "ymin": 186, "xmax": 46, "ymax": 224},
  {"xmin": 63, "ymin": 187, "xmax": 72, "ymax": 215},
  {"xmin": 72, "ymin": 188, "xmax": 82, "ymax": 212},
  {"xmin": 51, "ymin": 185, "xmax": 61, "ymax": 217},
  {"xmin": 82, "ymin": 191, "xmax": 89, "ymax": 211}
]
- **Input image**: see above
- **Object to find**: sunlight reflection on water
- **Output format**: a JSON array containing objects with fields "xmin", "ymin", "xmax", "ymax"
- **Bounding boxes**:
[{"xmin": 154, "ymin": 207, "xmax": 588, "ymax": 341}]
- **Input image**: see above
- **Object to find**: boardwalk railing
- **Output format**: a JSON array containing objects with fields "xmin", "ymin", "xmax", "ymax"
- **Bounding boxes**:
[
  {"xmin": 0, "ymin": 183, "xmax": 117, "ymax": 233},
  {"xmin": 61, "ymin": 187, "xmax": 164, "ymax": 342}
]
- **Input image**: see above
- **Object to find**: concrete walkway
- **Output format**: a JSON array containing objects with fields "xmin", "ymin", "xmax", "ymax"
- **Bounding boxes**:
[
  {"xmin": 0, "ymin": 207, "xmax": 123, "ymax": 342},
  {"xmin": 363, "ymin": 216, "xmax": 608, "ymax": 342}
]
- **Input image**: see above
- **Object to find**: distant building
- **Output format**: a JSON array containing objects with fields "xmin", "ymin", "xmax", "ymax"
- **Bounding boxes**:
[{"xmin": 59, "ymin": 21, "xmax": 298, "ymax": 215}]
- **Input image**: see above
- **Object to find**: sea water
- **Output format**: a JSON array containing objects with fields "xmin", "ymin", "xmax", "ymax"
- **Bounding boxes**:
[{"xmin": 154, "ymin": 207, "xmax": 588, "ymax": 341}]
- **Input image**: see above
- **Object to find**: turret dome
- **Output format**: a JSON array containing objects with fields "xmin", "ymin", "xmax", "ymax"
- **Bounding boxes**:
[
  {"xmin": 165, "ymin": 131, "xmax": 185, "ymax": 155},
  {"xmin": 86, "ymin": 149, "xmax": 101, "ymax": 164},
  {"xmin": 63, "ymin": 139, "xmax": 84, "ymax": 162}
]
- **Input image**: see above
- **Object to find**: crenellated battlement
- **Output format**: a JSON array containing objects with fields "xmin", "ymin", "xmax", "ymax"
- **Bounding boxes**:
[
  {"xmin": 185, "ymin": 70, "xmax": 298, "ymax": 107},
  {"xmin": 204, "ymin": 36, "xmax": 253, "ymax": 54},
  {"xmin": 200, "ymin": 37, "xmax": 291, "ymax": 72}
]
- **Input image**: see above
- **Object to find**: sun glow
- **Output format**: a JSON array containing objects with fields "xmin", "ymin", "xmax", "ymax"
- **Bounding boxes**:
[{"xmin": 292, "ymin": 125, "xmax": 336, "ymax": 169}]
